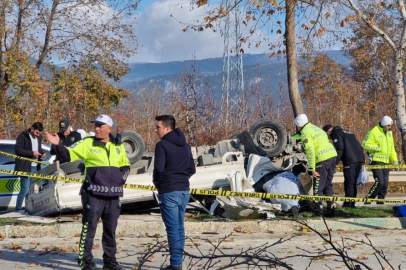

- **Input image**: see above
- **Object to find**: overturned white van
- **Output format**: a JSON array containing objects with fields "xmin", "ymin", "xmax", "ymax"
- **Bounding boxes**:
[{"xmin": 25, "ymin": 119, "xmax": 307, "ymax": 216}]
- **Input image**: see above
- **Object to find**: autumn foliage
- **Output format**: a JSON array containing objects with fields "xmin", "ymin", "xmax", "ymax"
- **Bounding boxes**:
[
  {"xmin": 0, "ymin": 0, "xmax": 404, "ymax": 163},
  {"xmin": 0, "ymin": 47, "xmax": 402, "ymax": 161}
]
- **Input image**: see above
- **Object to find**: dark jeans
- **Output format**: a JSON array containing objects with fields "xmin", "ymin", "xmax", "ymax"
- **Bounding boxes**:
[
  {"xmin": 159, "ymin": 191, "xmax": 190, "ymax": 267},
  {"xmin": 314, "ymin": 157, "xmax": 336, "ymax": 207},
  {"xmin": 367, "ymin": 161, "xmax": 389, "ymax": 199},
  {"xmin": 343, "ymin": 162, "xmax": 363, "ymax": 206},
  {"xmin": 78, "ymin": 193, "xmax": 121, "ymax": 268},
  {"xmin": 16, "ymin": 166, "xmax": 36, "ymax": 210}
]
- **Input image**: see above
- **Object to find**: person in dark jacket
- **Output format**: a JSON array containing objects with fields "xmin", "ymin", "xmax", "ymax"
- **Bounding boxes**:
[
  {"xmin": 50, "ymin": 119, "xmax": 82, "ymax": 163},
  {"xmin": 323, "ymin": 125, "xmax": 365, "ymax": 208},
  {"xmin": 46, "ymin": 115, "xmax": 130, "ymax": 270},
  {"xmin": 14, "ymin": 122, "xmax": 46, "ymax": 211},
  {"xmin": 153, "ymin": 115, "xmax": 196, "ymax": 270}
]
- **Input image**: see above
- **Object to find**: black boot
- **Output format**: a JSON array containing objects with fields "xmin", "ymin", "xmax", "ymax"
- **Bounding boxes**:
[
  {"xmin": 377, "ymin": 197, "xmax": 385, "ymax": 205},
  {"xmin": 81, "ymin": 262, "xmax": 98, "ymax": 270},
  {"xmin": 160, "ymin": 265, "xmax": 182, "ymax": 270},
  {"xmin": 325, "ymin": 205, "xmax": 335, "ymax": 218},
  {"xmin": 102, "ymin": 260, "xmax": 124, "ymax": 270},
  {"xmin": 314, "ymin": 203, "xmax": 323, "ymax": 217},
  {"xmin": 342, "ymin": 202, "xmax": 352, "ymax": 208},
  {"xmin": 364, "ymin": 197, "xmax": 372, "ymax": 205}
]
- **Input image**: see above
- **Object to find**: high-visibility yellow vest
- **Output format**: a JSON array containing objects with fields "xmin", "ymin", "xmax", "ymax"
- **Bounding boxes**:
[
  {"xmin": 300, "ymin": 123, "xmax": 337, "ymax": 172},
  {"xmin": 362, "ymin": 124, "xmax": 398, "ymax": 164}
]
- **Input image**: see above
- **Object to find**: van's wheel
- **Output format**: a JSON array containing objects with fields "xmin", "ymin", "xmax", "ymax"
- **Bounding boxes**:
[
  {"xmin": 249, "ymin": 119, "xmax": 287, "ymax": 157},
  {"xmin": 120, "ymin": 130, "xmax": 145, "ymax": 164},
  {"xmin": 59, "ymin": 160, "xmax": 85, "ymax": 175}
]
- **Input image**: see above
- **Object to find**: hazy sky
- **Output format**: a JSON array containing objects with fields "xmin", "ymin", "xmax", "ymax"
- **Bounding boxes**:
[{"xmin": 131, "ymin": 0, "xmax": 273, "ymax": 63}]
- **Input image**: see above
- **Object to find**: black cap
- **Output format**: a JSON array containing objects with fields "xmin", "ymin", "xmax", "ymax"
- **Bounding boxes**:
[
  {"xmin": 59, "ymin": 119, "xmax": 70, "ymax": 132},
  {"xmin": 322, "ymin": 124, "xmax": 333, "ymax": 133}
]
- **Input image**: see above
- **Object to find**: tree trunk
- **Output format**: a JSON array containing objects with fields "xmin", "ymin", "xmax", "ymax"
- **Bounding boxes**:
[
  {"xmin": 344, "ymin": 0, "xmax": 406, "ymax": 161},
  {"xmin": 0, "ymin": 1, "xmax": 6, "ymax": 132},
  {"xmin": 36, "ymin": 0, "xmax": 60, "ymax": 68},
  {"xmin": 394, "ymin": 50, "xmax": 406, "ymax": 162},
  {"xmin": 285, "ymin": 0, "xmax": 304, "ymax": 117}
]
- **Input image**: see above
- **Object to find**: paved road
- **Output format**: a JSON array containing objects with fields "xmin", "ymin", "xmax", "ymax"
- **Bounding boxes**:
[{"xmin": 1, "ymin": 227, "xmax": 406, "ymax": 269}]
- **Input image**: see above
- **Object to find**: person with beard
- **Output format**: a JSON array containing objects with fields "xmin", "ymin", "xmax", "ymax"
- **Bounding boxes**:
[
  {"xmin": 153, "ymin": 115, "xmax": 196, "ymax": 270},
  {"xmin": 14, "ymin": 122, "xmax": 47, "ymax": 211}
]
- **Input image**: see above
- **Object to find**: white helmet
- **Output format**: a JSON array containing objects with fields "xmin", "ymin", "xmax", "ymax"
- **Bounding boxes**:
[{"xmin": 76, "ymin": 129, "xmax": 87, "ymax": 139}]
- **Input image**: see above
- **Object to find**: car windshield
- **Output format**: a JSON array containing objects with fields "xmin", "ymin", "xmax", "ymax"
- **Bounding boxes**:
[{"xmin": 0, "ymin": 144, "xmax": 52, "ymax": 165}]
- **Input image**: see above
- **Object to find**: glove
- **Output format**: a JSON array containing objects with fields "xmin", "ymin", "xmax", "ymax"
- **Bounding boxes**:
[
  {"xmin": 393, "ymin": 161, "xmax": 399, "ymax": 165},
  {"xmin": 368, "ymin": 155, "xmax": 373, "ymax": 165}
]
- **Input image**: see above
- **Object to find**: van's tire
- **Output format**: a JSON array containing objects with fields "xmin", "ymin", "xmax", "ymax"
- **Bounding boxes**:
[
  {"xmin": 120, "ymin": 130, "xmax": 145, "ymax": 164},
  {"xmin": 248, "ymin": 119, "xmax": 287, "ymax": 157},
  {"xmin": 59, "ymin": 160, "xmax": 85, "ymax": 175}
]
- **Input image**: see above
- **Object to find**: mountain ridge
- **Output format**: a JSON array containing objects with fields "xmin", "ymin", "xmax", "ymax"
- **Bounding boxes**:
[{"xmin": 120, "ymin": 50, "xmax": 349, "ymax": 97}]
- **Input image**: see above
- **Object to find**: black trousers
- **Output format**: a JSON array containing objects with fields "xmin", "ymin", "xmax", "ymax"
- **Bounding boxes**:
[
  {"xmin": 343, "ymin": 162, "xmax": 363, "ymax": 206},
  {"xmin": 314, "ymin": 157, "xmax": 336, "ymax": 207},
  {"xmin": 78, "ymin": 193, "xmax": 121, "ymax": 267},
  {"xmin": 367, "ymin": 161, "xmax": 390, "ymax": 199}
]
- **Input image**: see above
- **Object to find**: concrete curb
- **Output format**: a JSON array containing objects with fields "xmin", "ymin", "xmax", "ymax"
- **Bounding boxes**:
[
  {"xmin": 1, "ymin": 217, "xmax": 406, "ymax": 238},
  {"xmin": 306, "ymin": 217, "xmax": 406, "ymax": 231}
]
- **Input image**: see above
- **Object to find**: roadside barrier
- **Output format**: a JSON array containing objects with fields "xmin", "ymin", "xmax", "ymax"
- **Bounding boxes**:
[{"xmin": 0, "ymin": 167, "xmax": 403, "ymax": 204}]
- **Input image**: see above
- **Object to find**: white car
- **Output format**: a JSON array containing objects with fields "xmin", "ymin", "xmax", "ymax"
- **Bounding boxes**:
[{"xmin": 0, "ymin": 139, "xmax": 55, "ymax": 212}]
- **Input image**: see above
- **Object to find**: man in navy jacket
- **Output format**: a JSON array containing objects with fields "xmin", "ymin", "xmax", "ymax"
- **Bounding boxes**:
[{"xmin": 153, "ymin": 115, "xmax": 196, "ymax": 270}]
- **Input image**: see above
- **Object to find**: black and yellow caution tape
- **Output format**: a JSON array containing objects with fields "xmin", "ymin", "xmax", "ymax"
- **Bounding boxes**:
[
  {"xmin": 0, "ymin": 150, "xmax": 49, "ymax": 166},
  {"xmin": 0, "ymin": 150, "xmax": 404, "ymax": 171},
  {"xmin": 0, "ymin": 168, "xmax": 404, "ymax": 204},
  {"xmin": 0, "ymin": 168, "xmax": 83, "ymax": 184},
  {"xmin": 334, "ymin": 164, "xmax": 406, "ymax": 170},
  {"xmin": 364, "ymin": 164, "xmax": 406, "ymax": 170}
]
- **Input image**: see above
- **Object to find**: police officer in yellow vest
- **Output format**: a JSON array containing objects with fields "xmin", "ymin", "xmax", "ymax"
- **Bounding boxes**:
[
  {"xmin": 294, "ymin": 114, "xmax": 337, "ymax": 217},
  {"xmin": 46, "ymin": 115, "xmax": 130, "ymax": 270},
  {"xmin": 362, "ymin": 116, "xmax": 398, "ymax": 204}
]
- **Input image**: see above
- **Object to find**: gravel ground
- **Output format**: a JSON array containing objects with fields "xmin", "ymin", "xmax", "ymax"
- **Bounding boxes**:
[{"xmin": 1, "ymin": 228, "xmax": 406, "ymax": 270}]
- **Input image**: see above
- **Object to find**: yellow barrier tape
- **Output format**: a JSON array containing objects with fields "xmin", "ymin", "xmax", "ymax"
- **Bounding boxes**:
[
  {"xmin": 2, "ymin": 149, "xmax": 402, "ymax": 171},
  {"xmin": 364, "ymin": 164, "xmax": 406, "ymax": 170},
  {"xmin": 0, "ymin": 168, "xmax": 404, "ymax": 204},
  {"xmin": 0, "ymin": 150, "xmax": 48, "ymax": 166},
  {"xmin": 335, "ymin": 164, "xmax": 406, "ymax": 170},
  {"xmin": 0, "ymin": 168, "xmax": 83, "ymax": 183}
]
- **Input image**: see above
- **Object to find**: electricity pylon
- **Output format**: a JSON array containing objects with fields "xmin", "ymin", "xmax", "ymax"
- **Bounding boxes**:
[{"xmin": 221, "ymin": 0, "xmax": 245, "ymax": 130}]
